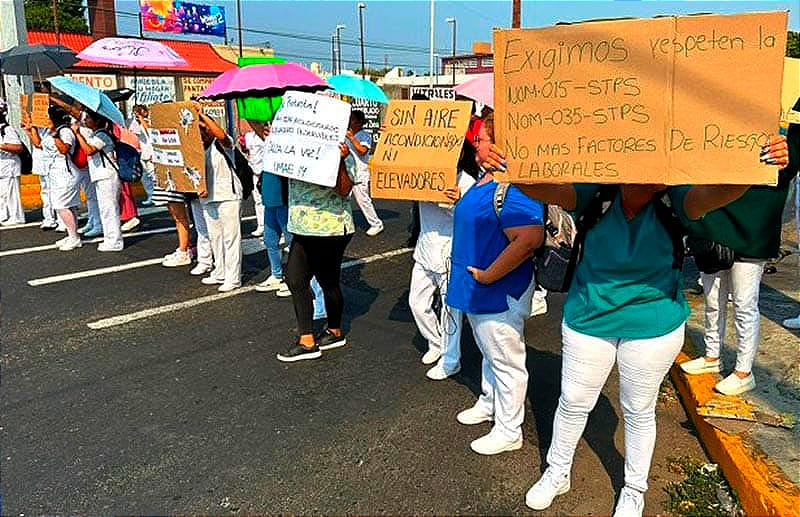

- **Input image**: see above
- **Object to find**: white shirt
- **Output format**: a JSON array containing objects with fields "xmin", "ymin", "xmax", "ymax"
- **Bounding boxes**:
[
  {"xmin": 0, "ymin": 124, "xmax": 22, "ymax": 178},
  {"xmin": 244, "ymin": 131, "xmax": 266, "ymax": 175},
  {"xmin": 203, "ymin": 139, "xmax": 241, "ymax": 203},
  {"xmin": 413, "ymin": 171, "xmax": 476, "ymax": 273},
  {"xmin": 129, "ymin": 118, "xmax": 153, "ymax": 162},
  {"xmin": 41, "ymin": 126, "xmax": 77, "ymax": 178},
  {"xmin": 346, "ymin": 129, "xmax": 372, "ymax": 177},
  {"xmin": 85, "ymin": 129, "xmax": 116, "ymax": 182},
  {"xmin": 31, "ymin": 128, "xmax": 48, "ymax": 176}
]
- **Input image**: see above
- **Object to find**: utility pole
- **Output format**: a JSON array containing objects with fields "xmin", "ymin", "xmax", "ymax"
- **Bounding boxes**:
[
  {"xmin": 512, "ymin": 0, "xmax": 521, "ymax": 28},
  {"xmin": 446, "ymin": 17, "xmax": 456, "ymax": 86},
  {"xmin": 429, "ymin": 0, "xmax": 435, "ymax": 86},
  {"xmin": 357, "ymin": 3, "xmax": 366, "ymax": 78},
  {"xmin": 1, "ymin": 0, "xmax": 34, "ymax": 136},
  {"xmin": 52, "ymin": 0, "xmax": 60, "ymax": 44},
  {"xmin": 236, "ymin": 0, "xmax": 243, "ymax": 57},
  {"xmin": 331, "ymin": 33, "xmax": 336, "ymax": 74},
  {"xmin": 336, "ymin": 24, "xmax": 345, "ymax": 74}
]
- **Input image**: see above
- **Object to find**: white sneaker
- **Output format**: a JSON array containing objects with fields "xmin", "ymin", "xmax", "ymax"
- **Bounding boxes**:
[
  {"xmin": 456, "ymin": 405, "xmax": 493, "ymax": 425},
  {"xmin": 279, "ymin": 235, "xmax": 286, "ymax": 246},
  {"xmin": 97, "ymin": 242, "xmax": 123, "ymax": 252},
  {"xmin": 162, "ymin": 249, "xmax": 192, "ymax": 267},
  {"xmin": 525, "ymin": 467, "xmax": 571, "ymax": 510},
  {"xmin": 426, "ymin": 363, "xmax": 460, "ymax": 381},
  {"xmin": 201, "ymin": 276, "xmax": 224, "ymax": 285},
  {"xmin": 40, "ymin": 221, "xmax": 58, "ymax": 230},
  {"xmin": 58, "ymin": 236, "xmax": 83, "ymax": 251},
  {"xmin": 679, "ymin": 357, "xmax": 720, "ymax": 375},
  {"xmin": 470, "ymin": 429, "xmax": 523, "ymax": 455},
  {"xmin": 56, "ymin": 225, "xmax": 67, "ymax": 233},
  {"xmin": 55, "ymin": 236, "xmax": 70, "ymax": 246},
  {"xmin": 255, "ymin": 275, "xmax": 284, "ymax": 292},
  {"xmin": 190, "ymin": 263, "xmax": 213, "ymax": 276},
  {"xmin": 613, "ymin": 487, "xmax": 645, "ymax": 517},
  {"xmin": 782, "ymin": 314, "xmax": 800, "ymax": 330},
  {"xmin": 275, "ymin": 284, "xmax": 292, "ymax": 297},
  {"xmin": 77, "ymin": 223, "xmax": 92, "ymax": 234},
  {"xmin": 121, "ymin": 217, "xmax": 140, "ymax": 232},
  {"xmin": 715, "ymin": 372, "xmax": 756, "ymax": 396},
  {"xmin": 421, "ymin": 349, "xmax": 441, "ymax": 365},
  {"xmin": 218, "ymin": 283, "xmax": 240, "ymax": 292},
  {"xmin": 251, "ymin": 227, "xmax": 264, "ymax": 237},
  {"xmin": 83, "ymin": 227, "xmax": 103, "ymax": 238},
  {"xmin": 365, "ymin": 224, "xmax": 384, "ymax": 237}
]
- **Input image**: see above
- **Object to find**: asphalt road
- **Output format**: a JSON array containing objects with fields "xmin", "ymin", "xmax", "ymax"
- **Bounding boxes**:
[{"xmin": 1, "ymin": 199, "xmax": 707, "ymax": 515}]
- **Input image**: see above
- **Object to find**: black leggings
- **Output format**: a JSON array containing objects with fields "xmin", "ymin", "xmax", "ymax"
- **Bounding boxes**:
[{"xmin": 285, "ymin": 233, "xmax": 353, "ymax": 335}]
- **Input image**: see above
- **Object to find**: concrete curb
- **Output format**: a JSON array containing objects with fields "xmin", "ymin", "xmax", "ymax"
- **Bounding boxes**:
[{"xmin": 671, "ymin": 347, "xmax": 800, "ymax": 516}]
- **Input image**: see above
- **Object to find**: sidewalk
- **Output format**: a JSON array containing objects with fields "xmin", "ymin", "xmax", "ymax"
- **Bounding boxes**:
[{"xmin": 672, "ymin": 218, "xmax": 800, "ymax": 516}]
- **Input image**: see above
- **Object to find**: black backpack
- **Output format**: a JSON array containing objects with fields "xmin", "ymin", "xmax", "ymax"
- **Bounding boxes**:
[
  {"xmin": 1, "ymin": 124, "xmax": 33, "ymax": 174},
  {"xmin": 494, "ymin": 183, "xmax": 686, "ymax": 293},
  {"xmin": 216, "ymin": 140, "xmax": 253, "ymax": 200}
]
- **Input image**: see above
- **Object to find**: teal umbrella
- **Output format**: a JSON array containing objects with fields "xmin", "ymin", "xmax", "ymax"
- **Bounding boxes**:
[
  {"xmin": 47, "ymin": 76, "xmax": 126, "ymax": 127},
  {"xmin": 327, "ymin": 74, "xmax": 388, "ymax": 104}
]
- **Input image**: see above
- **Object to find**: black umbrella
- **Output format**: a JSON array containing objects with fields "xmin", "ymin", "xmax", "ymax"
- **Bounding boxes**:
[
  {"xmin": 0, "ymin": 44, "xmax": 77, "ymax": 76},
  {"xmin": 103, "ymin": 87, "xmax": 135, "ymax": 103}
]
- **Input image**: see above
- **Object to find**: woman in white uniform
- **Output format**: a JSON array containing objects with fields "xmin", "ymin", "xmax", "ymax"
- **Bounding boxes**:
[
  {"xmin": 26, "ymin": 105, "xmax": 83, "ymax": 250},
  {"xmin": 72, "ymin": 109, "xmax": 124, "ymax": 252},
  {"xmin": 0, "ymin": 99, "xmax": 25, "ymax": 225}
]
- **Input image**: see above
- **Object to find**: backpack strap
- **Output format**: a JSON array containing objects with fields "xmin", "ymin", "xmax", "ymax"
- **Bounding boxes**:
[
  {"xmin": 93, "ymin": 128, "xmax": 119, "ymax": 173},
  {"xmin": 652, "ymin": 191, "xmax": 687, "ymax": 270},
  {"xmin": 492, "ymin": 181, "xmax": 511, "ymax": 218}
]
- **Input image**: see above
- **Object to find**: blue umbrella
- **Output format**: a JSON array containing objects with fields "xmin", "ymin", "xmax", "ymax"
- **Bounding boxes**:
[
  {"xmin": 47, "ymin": 76, "xmax": 126, "ymax": 127},
  {"xmin": 327, "ymin": 74, "xmax": 388, "ymax": 104}
]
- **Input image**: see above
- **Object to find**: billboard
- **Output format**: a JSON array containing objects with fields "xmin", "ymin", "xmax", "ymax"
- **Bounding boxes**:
[{"xmin": 140, "ymin": 0, "xmax": 227, "ymax": 36}]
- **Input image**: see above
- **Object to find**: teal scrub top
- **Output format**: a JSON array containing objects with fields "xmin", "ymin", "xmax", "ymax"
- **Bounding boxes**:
[{"xmin": 562, "ymin": 185, "xmax": 691, "ymax": 340}]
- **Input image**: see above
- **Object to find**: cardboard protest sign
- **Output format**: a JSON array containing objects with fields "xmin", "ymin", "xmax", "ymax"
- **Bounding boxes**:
[
  {"xmin": 782, "ymin": 57, "xmax": 800, "ymax": 124},
  {"xmin": 494, "ymin": 11, "xmax": 787, "ymax": 185},
  {"xmin": 370, "ymin": 99, "xmax": 472, "ymax": 202},
  {"xmin": 148, "ymin": 101, "xmax": 205, "ymax": 193},
  {"xmin": 262, "ymin": 91, "xmax": 351, "ymax": 187},
  {"xmin": 20, "ymin": 93, "xmax": 51, "ymax": 128}
]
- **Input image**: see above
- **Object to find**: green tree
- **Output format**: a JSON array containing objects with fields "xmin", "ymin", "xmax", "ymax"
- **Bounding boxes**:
[
  {"xmin": 25, "ymin": 0, "xmax": 88, "ymax": 34},
  {"xmin": 788, "ymin": 31, "xmax": 800, "ymax": 58}
]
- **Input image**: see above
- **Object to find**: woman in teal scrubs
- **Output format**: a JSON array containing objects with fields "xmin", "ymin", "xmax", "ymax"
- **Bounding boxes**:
[{"xmin": 484, "ymin": 136, "xmax": 789, "ymax": 517}]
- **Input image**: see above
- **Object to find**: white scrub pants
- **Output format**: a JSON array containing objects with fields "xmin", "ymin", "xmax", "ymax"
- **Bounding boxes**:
[
  {"xmin": 190, "ymin": 199, "xmax": 212, "ymax": 268},
  {"xmin": 351, "ymin": 168, "xmax": 382, "ymax": 229},
  {"xmin": 0, "ymin": 176, "xmax": 25, "ymax": 224},
  {"xmin": 409, "ymin": 262, "xmax": 463, "ymax": 368},
  {"xmin": 94, "ymin": 176, "xmax": 122, "ymax": 247},
  {"xmin": 38, "ymin": 174, "xmax": 57, "ymax": 225},
  {"xmin": 546, "ymin": 322, "xmax": 685, "ymax": 493},
  {"xmin": 203, "ymin": 199, "xmax": 242, "ymax": 286},
  {"xmin": 80, "ymin": 170, "xmax": 101, "ymax": 230},
  {"xmin": 466, "ymin": 280, "xmax": 535, "ymax": 442},
  {"xmin": 252, "ymin": 174, "xmax": 264, "ymax": 231},
  {"xmin": 701, "ymin": 260, "xmax": 766, "ymax": 373}
]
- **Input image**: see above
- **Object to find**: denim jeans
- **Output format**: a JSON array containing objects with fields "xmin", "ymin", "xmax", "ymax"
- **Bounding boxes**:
[{"xmin": 263, "ymin": 205, "xmax": 289, "ymax": 278}]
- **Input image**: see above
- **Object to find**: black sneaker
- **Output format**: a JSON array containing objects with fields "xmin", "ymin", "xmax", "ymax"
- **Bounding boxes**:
[
  {"xmin": 276, "ymin": 342, "xmax": 322, "ymax": 362},
  {"xmin": 317, "ymin": 329, "xmax": 347, "ymax": 351}
]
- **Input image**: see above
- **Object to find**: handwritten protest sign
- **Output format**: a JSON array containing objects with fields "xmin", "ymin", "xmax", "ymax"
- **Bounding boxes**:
[
  {"xmin": 262, "ymin": 91, "xmax": 351, "ymax": 187},
  {"xmin": 782, "ymin": 57, "xmax": 800, "ymax": 124},
  {"xmin": 494, "ymin": 11, "xmax": 787, "ymax": 185},
  {"xmin": 20, "ymin": 93, "xmax": 51, "ymax": 128},
  {"xmin": 370, "ymin": 99, "xmax": 472, "ymax": 202},
  {"xmin": 149, "ymin": 101, "xmax": 205, "ymax": 193}
]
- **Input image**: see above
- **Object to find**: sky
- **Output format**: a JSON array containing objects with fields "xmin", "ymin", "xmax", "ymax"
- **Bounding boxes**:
[{"xmin": 115, "ymin": 0, "xmax": 799, "ymax": 73}]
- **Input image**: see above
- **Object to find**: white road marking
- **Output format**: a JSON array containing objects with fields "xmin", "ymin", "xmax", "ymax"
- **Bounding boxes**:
[
  {"xmin": 86, "ymin": 247, "xmax": 413, "ymax": 330},
  {"xmin": 27, "ymin": 258, "xmax": 165, "ymax": 286},
  {"xmin": 0, "ymin": 215, "xmax": 258, "ymax": 257}
]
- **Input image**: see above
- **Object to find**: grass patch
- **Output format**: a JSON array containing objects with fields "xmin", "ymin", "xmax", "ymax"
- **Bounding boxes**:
[{"xmin": 663, "ymin": 456, "xmax": 742, "ymax": 517}]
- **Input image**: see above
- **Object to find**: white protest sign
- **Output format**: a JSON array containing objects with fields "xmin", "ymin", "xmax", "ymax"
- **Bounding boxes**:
[{"xmin": 262, "ymin": 91, "xmax": 352, "ymax": 187}]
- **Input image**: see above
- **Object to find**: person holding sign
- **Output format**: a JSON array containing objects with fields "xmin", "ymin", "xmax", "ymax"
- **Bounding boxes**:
[
  {"xmin": 196, "ymin": 105, "xmax": 243, "ymax": 292},
  {"xmin": 446, "ymin": 113, "xmax": 545, "ymax": 455},
  {"xmin": 493, "ymin": 139, "xmax": 789, "ymax": 515},
  {"xmin": 0, "ymin": 99, "xmax": 26, "ymax": 226},
  {"xmin": 71, "ymin": 110, "xmax": 124, "ymax": 252},
  {"xmin": 25, "ymin": 105, "xmax": 84, "ymax": 251},
  {"xmin": 276, "ymin": 144, "xmax": 356, "ymax": 363},
  {"xmin": 346, "ymin": 110, "xmax": 384, "ymax": 237}
]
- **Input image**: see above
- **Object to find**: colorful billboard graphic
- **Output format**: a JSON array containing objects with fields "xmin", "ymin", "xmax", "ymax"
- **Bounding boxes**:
[{"xmin": 140, "ymin": 0, "xmax": 227, "ymax": 37}]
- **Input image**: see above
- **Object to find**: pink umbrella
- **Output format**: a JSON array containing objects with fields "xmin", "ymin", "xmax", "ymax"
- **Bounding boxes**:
[
  {"xmin": 77, "ymin": 37, "xmax": 187, "ymax": 67},
  {"xmin": 454, "ymin": 73, "xmax": 493, "ymax": 108},
  {"xmin": 198, "ymin": 63, "xmax": 328, "ymax": 100}
]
